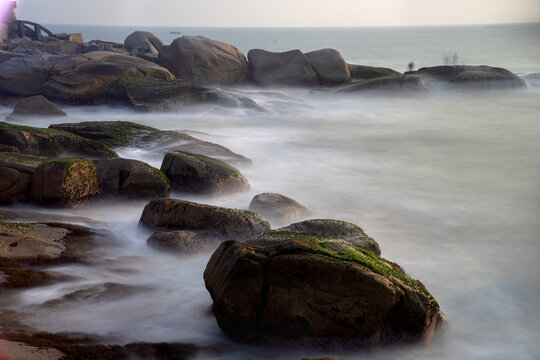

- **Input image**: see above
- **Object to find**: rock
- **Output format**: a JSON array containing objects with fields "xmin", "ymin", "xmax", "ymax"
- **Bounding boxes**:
[
  {"xmin": 130, "ymin": 42, "xmax": 159, "ymax": 63},
  {"xmin": 111, "ymin": 77, "xmax": 262, "ymax": 112},
  {"xmin": 0, "ymin": 51, "xmax": 174, "ymax": 102},
  {"xmin": 161, "ymin": 151, "xmax": 250, "ymax": 196},
  {"xmin": 0, "ymin": 122, "xmax": 118, "ymax": 158},
  {"xmin": 411, "ymin": 65, "xmax": 527, "ymax": 89},
  {"xmin": 329, "ymin": 74, "xmax": 431, "ymax": 93},
  {"xmin": 252, "ymin": 219, "xmax": 381, "ymax": 255},
  {"xmin": 523, "ymin": 73, "xmax": 540, "ymax": 87},
  {"xmin": 0, "ymin": 209, "xmax": 101, "ymax": 225},
  {"xmin": 204, "ymin": 240, "xmax": 445, "ymax": 346},
  {"xmin": 124, "ymin": 31, "xmax": 164, "ymax": 54},
  {"xmin": 49, "ymin": 120, "xmax": 252, "ymax": 166},
  {"xmin": 8, "ymin": 95, "xmax": 67, "ymax": 118},
  {"xmin": 0, "ymin": 49, "xmax": 24, "ymax": 64},
  {"xmin": 249, "ymin": 193, "xmax": 311, "ymax": 224},
  {"xmin": 139, "ymin": 198, "xmax": 271, "ymax": 240},
  {"xmin": 0, "ymin": 221, "xmax": 102, "ymax": 264},
  {"xmin": 93, "ymin": 158, "xmax": 170, "ymax": 199},
  {"xmin": 347, "ymin": 64, "xmax": 401, "ymax": 79},
  {"xmin": 158, "ymin": 36, "xmax": 249, "ymax": 86},
  {"xmin": 42, "ymin": 282, "xmax": 149, "ymax": 306},
  {"xmin": 305, "ymin": 49, "xmax": 350, "ymax": 84},
  {"xmin": 248, "ymin": 49, "xmax": 319, "ymax": 86},
  {"xmin": 0, "ymin": 268, "xmax": 70, "ymax": 289},
  {"xmin": 0, "ymin": 165, "xmax": 32, "ymax": 204},
  {"xmin": 0, "ymin": 340, "xmax": 64, "ymax": 360},
  {"xmin": 147, "ymin": 230, "xmax": 221, "ymax": 254},
  {"xmin": 53, "ymin": 33, "xmax": 84, "ymax": 43},
  {"xmin": 31, "ymin": 159, "xmax": 101, "ymax": 206}
]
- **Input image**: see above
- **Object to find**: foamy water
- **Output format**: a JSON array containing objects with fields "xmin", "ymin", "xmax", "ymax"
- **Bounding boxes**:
[{"xmin": 1, "ymin": 23, "xmax": 540, "ymax": 360}]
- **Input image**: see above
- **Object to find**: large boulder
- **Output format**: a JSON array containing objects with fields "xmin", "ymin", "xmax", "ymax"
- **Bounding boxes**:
[
  {"xmin": 412, "ymin": 65, "xmax": 527, "ymax": 89},
  {"xmin": 305, "ymin": 49, "xmax": 350, "ymax": 84},
  {"xmin": 252, "ymin": 219, "xmax": 381, "ymax": 255},
  {"xmin": 161, "ymin": 151, "xmax": 250, "ymax": 196},
  {"xmin": 158, "ymin": 36, "xmax": 249, "ymax": 86},
  {"xmin": 248, "ymin": 193, "xmax": 311, "ymax": 224},
  {"xmin": 248, "ymin": 49, "xmax": 319, "ymax": 87},
  {"xmin": 124, "ymin": 31, "xmax": 164, "ymax": 54},
  {"xmin": 93, "ymin": 158, "xmax": 170, "ymax": 199},
  {"xmin": 139, "ymin": 198, "xmax": 271, "ymax": 240},
  {"xmin": 204, "ymin": 240, "xmax": 445, "ymax": 346},
  {"xmin": 7, "ymin": 95, "xmax": 67, "ymax": 119},
  {"xmin": 0, "ymin": 51, "xmax": 174, "ymax": 102},
  {"xmin": 31, "ymin": 159, "xmax": 101, "ymax": 206},
  {"xmin": 0, "ymin": 122, "xmax": 118, "ymax": 158},
  {"xmin": 49, "ymin": 121, "xmax": 252, "ymax": 166}
]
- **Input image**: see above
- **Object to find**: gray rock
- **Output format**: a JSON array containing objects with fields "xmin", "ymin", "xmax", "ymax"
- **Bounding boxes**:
[
  {"xmin": 327, "ymin": 74, "xmax": 431, "ymax": 93},
  {"xmin": 158, "ymin": 36, "xmax": 249, "ymax": 86},
  {"xmin": 248, "ymin": 49, "xmax": 319, "ymax": 86},
  {"xmin": 161, "ymin": 151, "xmax": 250, "ymax": 196},
  {"xmin": 305, "ymin": 48, "xmax": 350, "ymax": 84},
  {"xmin": 249, "ymin": 193, "xmax": 311, "ymax": 224},
  {"xmin": 147, "ymin": 230, "xmax": 221, "ymax": 254},
  {"xmin": 124, "ymin": 31, "xmax": 164, "ymax": 53},
  {"xmin": 139, "ymin": 198, "xmax": 271, "ymax": 240}
]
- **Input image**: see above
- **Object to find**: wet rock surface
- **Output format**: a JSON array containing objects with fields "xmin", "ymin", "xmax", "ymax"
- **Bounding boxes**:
[
  {"xmin": 249, "ymin": 192, "xmax": 311, "ymax": 224},
  {"xmin": 204, "ymin": 240, "xmax": 445, "ymax": 347}
]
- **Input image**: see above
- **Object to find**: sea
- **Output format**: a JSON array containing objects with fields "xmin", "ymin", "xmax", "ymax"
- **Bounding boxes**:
[{"xmin": 1, "ymin": 23, "xmax": 540, "ymax": 360}]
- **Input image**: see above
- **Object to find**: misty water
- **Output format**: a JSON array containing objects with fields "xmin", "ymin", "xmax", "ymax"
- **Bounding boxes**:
[{"xmin": 2, "ymin": 24, "xmax": 540, "ymax": 359}]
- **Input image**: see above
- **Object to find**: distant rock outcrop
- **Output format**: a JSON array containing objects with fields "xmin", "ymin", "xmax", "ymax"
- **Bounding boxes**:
[{"xmin": 8, "ymin": 95, "xmax": 67, "ymax": 119}]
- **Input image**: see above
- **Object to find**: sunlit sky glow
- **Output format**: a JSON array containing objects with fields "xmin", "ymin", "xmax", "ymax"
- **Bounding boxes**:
[{"xmin": 12, "ymin": 0, "xmax": 540, "ymax": 27}]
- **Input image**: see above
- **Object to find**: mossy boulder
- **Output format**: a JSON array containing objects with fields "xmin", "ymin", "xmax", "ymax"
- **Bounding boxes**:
[
  {"xmin": 161, "ymin": 151, "xmax": 250, "ymax": 196},
  {"xmin": 248, "ymin": 193, "xmax": 311, "ymax": 225},
  {"xmin": 49, "ymin": 121, "xmax": 252, "ymax": 166},
  {"xmin": 93, "ymin": 158, "xmax": 170, "ymax": 199},
  {"xmin": 347, "ymin": 64, "xmax": 401, "ymax": 80},
  {"xmin": 147, "ymin": 230, "xmax": 221, "ymax": 255},
  {"xmin": 7, "ymin": 95, "xmax": 67, "ymax": 119},
  {"xmin": 252, "ymin": 219, "xmax": 380, "ymax": 255},
  {"xmin": 31, "ymin": 159, "xmax": 101, "ymax": 206},
  {"xmin": 411, "ymin": 65, "xmax": 527, "ymax": 89},
  {"xmin": 139, "ymin": 198, "xmax": 271, "ymax": 241},
  {"xmin": 0, "ymin": 122, "xmax": 118, "ymax": 159},
  {"xmin": 204, "ymin": 240, "xmax": 445, "ymax": 347}
]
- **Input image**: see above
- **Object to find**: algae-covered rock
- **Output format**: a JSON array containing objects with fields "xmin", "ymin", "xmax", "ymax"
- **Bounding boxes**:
[
  {"xmin": 252, "ymin": 218, "xmax": 380, "ymax": 255},
  {"xmin": 140, "ymin": 198, "xmax": 270, "ymax": 241},
  {"xmin": 0, "ymin": 122, "xmax": 117, "ymax": 159},
  {"xmin": 204, "ymin": 240, "xmax": 445, "ymax": 347},
  {"xmin": 161, "ymin": 151, "xmax": 250, "ymax": 196},
  {"xmin": 31, "ymin": 159, "xmax": 101, "ymax": 206},
  {"xmin": 94, "ymin": 158, "xmax": 170, "ymax": 199}
]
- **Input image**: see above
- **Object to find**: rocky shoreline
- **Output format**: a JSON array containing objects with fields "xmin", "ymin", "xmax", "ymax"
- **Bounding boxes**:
[{"xmin": 0, "ymin": 25, "xmax": 535, "ymax": 360}]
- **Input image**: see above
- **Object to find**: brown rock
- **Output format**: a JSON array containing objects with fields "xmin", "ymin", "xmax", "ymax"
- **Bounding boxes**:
[
  {"xmin": 0, "ymin": 165, "xmax": 32, "ymax": 203},
  {"xmin": 204, "ymin": 240, "xmax": 445, "ymax": 347},
  {"xmin": 249, "ymin": 193, "xmax": 311, "ymax": 224},
  {"xmin": 31, "ymin": 159, "xmax": 101, "ymax": 206},
  {"xmin": 158, "ymin": 36, "xmax": 249, "ymax": 86},
  {"xmin": 124, "ymin": 31, "xmax": 164, "ymax": 54},
  {"xmin": 161, "ymin": 151, "xmax": 250, "ymax": 196},
  {"xmin": 8, "ymin": 95, "xmax": 67, "ymax": 118},
  {"xmin": 147, "ymin": 230, "xmax": 221, "ymax": 255},
  {"xmin": 139, "ymin": 198, "xmax": 270, "ymax": 241},
  {"xmin": 305, "ymin": 49, "xmax": 351, "ymax": 84}
]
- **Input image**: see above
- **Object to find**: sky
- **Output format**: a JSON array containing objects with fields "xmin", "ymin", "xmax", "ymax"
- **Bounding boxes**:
[{"xmin": 11, "ymin": 0, "xmax": 540, "ymax": 27}]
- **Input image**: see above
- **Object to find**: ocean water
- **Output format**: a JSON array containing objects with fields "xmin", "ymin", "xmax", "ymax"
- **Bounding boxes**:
[{"xmin": 1, "ymin": 24, "xmax": 540, "ymax": 360}]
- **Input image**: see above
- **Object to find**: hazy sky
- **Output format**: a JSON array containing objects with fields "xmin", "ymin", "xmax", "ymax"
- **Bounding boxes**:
[{"xmin": 14, "ymin": 0, "xmax": 540, "ymax": 27}]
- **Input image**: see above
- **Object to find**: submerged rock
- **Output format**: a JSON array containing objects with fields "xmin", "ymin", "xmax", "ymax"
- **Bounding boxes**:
[
  {"xmin": 140, "ymin": 198, "xmax": 270, "ymax": 241},
  {"xmin": 411, "ymin": 65, "xmax": 527, "ymax": 89},
  {"xmin": 252, "ymin": 219, "xmax": 381, "ymax": 255},
  {"xmin": 204, "ymin": 240, "xmax": 445, "ymax": 347},
  {"xmin": 248, "ymin": 193, "xmax": 311, "ymax": 224},
  {"xmin": 158, "ymin": 36, "xmax": 249, "ymax": 86},
  {"xmin": 248, "ymin": 49, "xmax": 319, "ymax": 86},
  {"xmin": 147, "ymin": 230, "xmax": 221, "ymax": 255},
  {"xmin": 31, "ymin": 159, "xmax": 101, "ymax": 206},
  {"xmin": 7, "ymin": 95, "xmax": 67, "ymax": 119},
  {"xmin": 0, "ymin": 122, "xmax": 118, "ymax": 159},
  {"xmin": 305, "ymin": 49, "xmax": 351, "ymax": 85},
  {"xmin": 93, "ymin": 158, "xmax": 170, "ymax": 199},
  {"xmin": 49, "ymin": 121, "xmax": 252, "ymax": 166},
  {"xmin": 161, "ymin": 151, "xmax": 250, "ymax": 196},
  {"xmin": 330, "ymin": 74, "xmax": 431, "ymax": 93}
]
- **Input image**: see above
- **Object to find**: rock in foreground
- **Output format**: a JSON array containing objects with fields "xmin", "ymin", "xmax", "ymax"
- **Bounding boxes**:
[
  {"xmin": 249, "ymin": 193, "xmax": 311, "ymax": 224},
  {"xmin": 161, "ymin": 151, "xmax": 250, "ymax": 196},
  {"xmin": 204, "ymin": 240, "xmax": 445, "ymax": 347},
  {"xmin": 252, "ymin": 219, "xmax": 380, "ymax": 255},
  {"xmin": 140, "ymin": 198, "xmax": 270, "ymax": 241}
]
